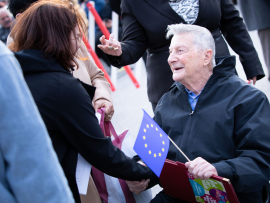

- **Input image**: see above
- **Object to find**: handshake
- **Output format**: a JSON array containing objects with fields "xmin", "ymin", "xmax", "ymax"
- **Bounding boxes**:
[{"xmin": 127, "ymin": 157, "xmax": 218, "ymax": 194}]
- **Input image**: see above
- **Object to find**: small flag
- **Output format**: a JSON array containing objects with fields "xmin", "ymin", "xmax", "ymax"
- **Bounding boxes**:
[{"xmin": 133, "ymin": 109, "xmax": 170, "ymax": 177}]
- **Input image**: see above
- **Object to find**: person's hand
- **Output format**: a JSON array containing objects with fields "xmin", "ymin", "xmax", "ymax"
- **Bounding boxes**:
[
  {"xmin": 97, "ymin": 33, "xmax": 122, "ymax": 56},
  {"xmin": 185, "ymin": 157, "xmax": 218, "ymax": 180},
  {"xmin": 126, "ymin": 179, "xmax": 150, "ymax": 195},
  {"xmin": 94, "ymin": 99, "xmax": 114, "ymax": 121},
  {"xmin": 248, "ymin": 76, "xmax": 257, "ymax": 85}
]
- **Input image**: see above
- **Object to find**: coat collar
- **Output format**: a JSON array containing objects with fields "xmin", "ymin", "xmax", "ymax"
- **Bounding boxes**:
[
  {"xmin": 15, "ymin": 49, "xmax": 71, "ymax": 75},
  {"xmin": 143, "ymin": 0, "xmax": 207, "ymax": 24}
]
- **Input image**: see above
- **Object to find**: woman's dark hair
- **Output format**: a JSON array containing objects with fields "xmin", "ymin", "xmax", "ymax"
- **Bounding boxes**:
[{"xmin": 9, "ymin": 0, "xmax": 86, "ymax": 70}]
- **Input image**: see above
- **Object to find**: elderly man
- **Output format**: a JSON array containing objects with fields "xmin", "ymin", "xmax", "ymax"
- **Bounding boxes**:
[
  {"xmin": 0, "ymin": 8, "xmax": 12, "ymax": 44},
  {"xmin": 127, "ymin": 24, "xmax": 270, "ymax": 203}
]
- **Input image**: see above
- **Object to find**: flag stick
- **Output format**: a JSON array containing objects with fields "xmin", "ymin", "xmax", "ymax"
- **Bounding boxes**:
[{"xmin": 168, "ymin": 136, "xmax": 190, "ymax": 162}]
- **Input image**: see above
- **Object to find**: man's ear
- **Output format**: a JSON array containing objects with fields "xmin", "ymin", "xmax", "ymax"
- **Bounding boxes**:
[
  {"xmin": 203, "ymin": 49, "xmax": 213, "ymax": 66},
  {"xmin": 15, "ymin": 13, "xmax": 21, "ymax": 20}
]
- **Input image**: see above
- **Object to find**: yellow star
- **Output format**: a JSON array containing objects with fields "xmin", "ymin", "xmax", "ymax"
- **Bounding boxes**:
[
  {"xmin": 151, "ymin": 124, "xmax": 153, "ymax": 127},
  {"xmin": 144, "ymin": 129, "xmax": 146, "ymax": 132},
  {"xmin": 143, "ymin": 136, "xmax": 146, "ymax": 140},
  {"xmin": 160, "ymin": 134, "xmax": 162, "ymax": 137},
  {"xmin": 162, "ymin": 148, "xmax": 164, "ymax": 152},
  {"xmin": 162, "ymin": 141, "xmax": 165, "ymax": 145},
  {"xmin": 149, "ymin": 150, "xmax": 151, "ymax": 154},
  {"xmin": 159, "ymin": 153, "xmax": 161, "ymax": 157},
  {"xmin": 146, "ymin": 124, "xmax": 149, "ymax": 128},
  {"xmin": 145, "ymin": 144, "xmax": 147, "ymax": 148},
  {"xmin": 154, "ymin": 154, "xmax": 156, "ymax": 158},
  {"xmin": 156, "ymin": 127, "xmax": 158, "ymax": 131}
]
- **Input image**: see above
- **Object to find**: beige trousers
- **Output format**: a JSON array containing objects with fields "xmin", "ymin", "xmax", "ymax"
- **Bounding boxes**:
[{"xmin": 80, "ymin": 175, "xmax": 102, "ymax": 203}]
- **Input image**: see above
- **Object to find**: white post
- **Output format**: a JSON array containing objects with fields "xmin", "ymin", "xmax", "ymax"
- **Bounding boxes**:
[
  {"xmin": 135, "ymin": 58, "xmax": 145, "ymax": 83},
  {"xmin": 111, "ymin": 11, "xmax": 119, "ymax": 87},
  {"xmin": 88, "ymin": 1, "xmax": 95, "ymax": 51}
]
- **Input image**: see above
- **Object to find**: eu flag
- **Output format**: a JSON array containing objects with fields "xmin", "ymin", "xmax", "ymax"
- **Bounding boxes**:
[{"xmin": 133, "ymin": 109, "xmax": 170, "ymax": 177}]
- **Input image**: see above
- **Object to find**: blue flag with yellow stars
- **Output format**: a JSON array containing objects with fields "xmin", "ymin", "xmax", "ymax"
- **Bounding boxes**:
[{"xmin": 133, "ymin": 109, "xmax": 170, "ymax": 177}]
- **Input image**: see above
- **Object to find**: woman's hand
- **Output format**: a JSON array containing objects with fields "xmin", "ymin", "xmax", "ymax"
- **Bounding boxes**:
[
  {"xmin": 94, "ymin": 99, "xmax": 114, "ymax": 121},
  {"xmin": 126, "ymin": 179, "xmax": 150, "ymax": 195},
  {"xmin": 248, "ymin": 76, "xmax": 257, "ymax": 85},
  {"xmin": 97, "ymin": 33, "xmax": 122, "ymax": 56}
]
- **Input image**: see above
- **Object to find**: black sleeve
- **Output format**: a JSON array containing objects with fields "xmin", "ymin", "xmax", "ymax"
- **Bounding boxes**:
[
  {"xmin": 106, "ymin": 0, "xmax": 148, "ymax": 67},
  {"xmin": 132, "ymin": 155, "xmax": 160, "ymax": 189},
  {"xmin": 213, "ymin": 91, "xmax": 270, "ymax": 193},
  {"xmin": 57, "ymin": 75, "xmax": 155, "ymax": 181},
  {"xmin": 220, "ymin": 0, "xmax": 265, "ymax": 80}
]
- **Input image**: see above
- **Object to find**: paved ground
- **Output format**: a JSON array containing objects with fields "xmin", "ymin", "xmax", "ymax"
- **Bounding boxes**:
[{"xmin": 109, "ymin": 6, "xmax": 270, "ymax": 198}]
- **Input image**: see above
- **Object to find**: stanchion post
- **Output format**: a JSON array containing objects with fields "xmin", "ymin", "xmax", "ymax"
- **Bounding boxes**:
[
  {"xmin": 88, "ymin": 1, "xmax": 95, "ymax": 51},
  {"xmin": 135, "ymin": 58, "xmax": 144, "ymax": 84},
  {"xmin": 111, "ymin": 11, "xmax": 119, "ymax": 88}
]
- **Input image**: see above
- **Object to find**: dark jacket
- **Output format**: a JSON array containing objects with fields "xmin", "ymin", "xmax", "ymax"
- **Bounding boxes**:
[
  {"xmin": 107, "ymin": 0, "xmax": 265, "ymax": 104},
  {"xmin": 154, "ymin": 56, "xmax": 270, "ymax": 203},
  {"xmin": 15, "ymin": 49, "xmax": 156, "ymax": 203}
]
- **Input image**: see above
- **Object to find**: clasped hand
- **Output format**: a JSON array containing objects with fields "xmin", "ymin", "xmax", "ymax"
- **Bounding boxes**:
[{"xmin": 126, "ymin": 157, "xmax": 217, "ymax": 195}]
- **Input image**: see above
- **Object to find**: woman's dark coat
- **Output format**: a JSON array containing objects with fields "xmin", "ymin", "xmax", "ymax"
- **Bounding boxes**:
[
  {"xmin": 107, "ymin": 0, "xmax": 265, "ymax": 104},
  {"xmin": 15, "ymin": 49, "xmax": 155, "ymax": 203}
]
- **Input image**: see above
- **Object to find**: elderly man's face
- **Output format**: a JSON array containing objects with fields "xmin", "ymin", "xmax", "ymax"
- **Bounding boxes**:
[
  {"xmin": 168, "ymin": 34, "xmax": 206, "ymax": 83},
  {"xmin": 0, "ymin": 11, "xmax": 12, "ymax": 28}
]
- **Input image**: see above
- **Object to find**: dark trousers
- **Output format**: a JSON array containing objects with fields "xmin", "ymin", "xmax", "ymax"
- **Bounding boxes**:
[
  {"xmin": 150, "ymin": 191, "xmax": 190, "ymax": 203},
  {"xmin": 151, "ymin": 102, "xmax": 157, "ymax": 112},
  {"xmin": 258, "ymin": 28, "xmax": 270, "ymax": 81}
]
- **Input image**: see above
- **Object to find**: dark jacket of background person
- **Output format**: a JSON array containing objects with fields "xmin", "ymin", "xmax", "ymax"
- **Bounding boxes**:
[
  {"xmin": 0, "ymin": 41, "xmax": 74, "ymax": 203},
  {"xmin": 153, "ymin": 56, "xmax": 270, "ymax": 203},
  {"xmin": 15, "ymin": 49, "xmax": 156, "ymax": 203},
  {"xmin": 238, "ymin": 0, "xmax": 270, "ymax": 31},
  {"xmin": 107, "ymin": 0, "xmax": 265, "ymax": 106},
  {"xmin": 109, "ymin": 0, "xmax": 121, "ymax": 15}
]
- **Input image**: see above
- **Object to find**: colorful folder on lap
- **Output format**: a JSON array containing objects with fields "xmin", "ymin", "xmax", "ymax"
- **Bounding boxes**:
[{"xmin": 159, "ymin": 159, "xmax": 240, "ymax": 203}]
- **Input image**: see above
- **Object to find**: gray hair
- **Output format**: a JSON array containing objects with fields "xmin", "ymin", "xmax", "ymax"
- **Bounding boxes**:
[{"xmin": 167, "ymin": 24, "xmax": 216, "ymax": 67}]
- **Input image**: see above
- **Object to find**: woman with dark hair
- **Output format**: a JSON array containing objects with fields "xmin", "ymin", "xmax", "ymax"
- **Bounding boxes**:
[{"xmin": 9, "ymin": 1, "xmax": 155, "ymax": 202}]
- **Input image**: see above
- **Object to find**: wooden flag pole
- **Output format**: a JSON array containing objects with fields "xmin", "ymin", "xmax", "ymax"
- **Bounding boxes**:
[{"xmin": 168, "ymin": 136, "xmax": 190, "ymax": 162}]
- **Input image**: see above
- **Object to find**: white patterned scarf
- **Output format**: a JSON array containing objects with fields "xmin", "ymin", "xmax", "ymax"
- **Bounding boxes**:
[{"xmin": 169, "ymin": 0, "xmax": 199, "ymax": 24}]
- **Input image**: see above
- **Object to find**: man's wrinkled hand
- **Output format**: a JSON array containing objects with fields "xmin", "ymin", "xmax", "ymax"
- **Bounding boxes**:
[
  {"xmin": 94, "ymin": 99, "xmax": 114, "ymax": 121},
  {"xmin": 126, "ymin": 179, "xmax": 150, "ymax": 195},
  {"xmin": 185, "ymin": 157, "xmax": 218, "ymax": 180}
]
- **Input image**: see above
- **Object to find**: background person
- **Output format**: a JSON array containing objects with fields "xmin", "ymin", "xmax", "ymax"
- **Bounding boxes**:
[
  {"xmin": 0, "ymin": 8, "xmax": 12, "ymax": 43},
  {"xmin": 9, "ymin": 1, "xmax": 156, "ymax": 202},
  {"xmin": 98, "ymin": 0, "xmax": 265, "ymax": 111},
  {"xmin": 0, "ymin": 0, "xmax": 8, "ymax": 8},
  {"xmin": 238, "ymin": 0, "xmax": 270, "ymax": 81},
  {"xmin": 0, "ymin": 40, "xmax": 74, "ymax": 203}
]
